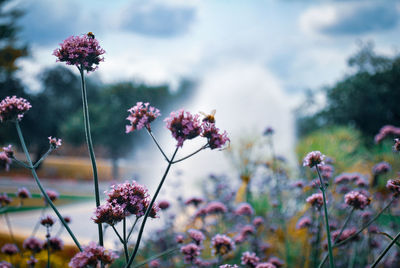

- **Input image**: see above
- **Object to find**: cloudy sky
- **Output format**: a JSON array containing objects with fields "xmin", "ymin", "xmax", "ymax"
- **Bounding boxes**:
[{"xmin": 11, "ymin": 0, "xmax": 400, "ymax": 166}]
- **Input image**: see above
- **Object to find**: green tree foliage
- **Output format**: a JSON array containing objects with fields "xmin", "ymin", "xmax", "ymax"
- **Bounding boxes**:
[{"xmin": 296, "ymin": 43, "xmax": 400, "ymax": 142}]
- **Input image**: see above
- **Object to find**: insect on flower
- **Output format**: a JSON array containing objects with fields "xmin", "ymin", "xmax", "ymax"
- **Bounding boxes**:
[
  {"xmin": 87, "ymin": 32, "xmax": 95, "ymax": 39},
  {"xmin": 199, "ymin": 109, "xmax": 216, "ymax": 123}
]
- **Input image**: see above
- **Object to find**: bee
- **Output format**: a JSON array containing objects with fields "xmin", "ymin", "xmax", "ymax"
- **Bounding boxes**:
[
  {"xmin": 87, "ymin": 32, "xmax": 95, "ymax": 39},
  {"xmin": 199, "ymin": 109, "xmax": 216, "ymax": 123}
]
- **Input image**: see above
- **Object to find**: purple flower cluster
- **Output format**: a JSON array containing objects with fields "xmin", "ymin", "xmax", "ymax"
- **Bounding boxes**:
[
  {"xmin": 0, "ymin": 152, "xmax": 11, "ymax": 171},
  {"xmin": 180, "ymin": 243, "xmax": 201, "ymax": 264},
  {"xmin": 393, "ymin": 138, "xmax": 400, "ymax": 152},
  {"xmin": 48, "ymin": 237, "xmax": 64, "ymax": 251},
  {"xmin": 201, "ymin": 122, "xmax": 230, "ymax": 150},
  {"xmin": 235, "ymin": 202, "xmax": 254, "ymax": 216},
  {"xmin": 303, "ymin": 151, "xmax": 325, "ymax": 168},
  {"xmin": 17, "ymin": 187, "xmax": 31, "ymax": 199},
  {"xmin": 332, "ymin": 228, "xmax": 358, "ymax": 243},
  {"xmin": 220, "ymin": 265, "xmax": 239, "ymax": 268},
  {"xmin": 93, "ymin": 202, "xmax": 125, "ymax": 225},
  {"xmin": 256, "ymin": 263, "xmax": 276, "ymax": 268},
  {"xmin": 204, "ymin": 201, "xmax": 228, "ymax": 215},
  {"xmin": 386, "ymin": 179, "xmax": 400, "ymax": 196},
  {"xmin": 0, "ymin": 96, "xmax": 31, "ymax": 123},
  {"xmin": 0, "ymin": 193, "xmax": 11, "ymax": 207},
  {"xmin": 344, "ymin": 191, "xmax": 370, "ymax": 210},
  {"xmin": 3, "ymin": 145, "xmax": 13, "ymax": 158},
  {"xmin": 185, "ymin": 197, "xmax": 204, "ymax": 207},
  {"xmin": 53, "ymin": 34, "xmax": 105, "ymax": 72},
  {"xmin": 211, "ymin": 234, "xmax": 235, "ymax": 256},
  {"xmin": 40, "ymin": 215, "xmax": 55, "ymax": 227},
  {"xmin": 23, "ymin": 237, "xmax": 44, "ymax": 253},
  {"xmin": 44, "ymin": 189, "xmax": 59, "ymax": 202},
  {"xmin": 241, "ymin": 251, "xmax": 260, "ymax": 267},
  {"xmin": 374, "ymin": 125, "xmax": 400, "ymax": 144},
  {"xmin": 296, "ymin": 216, "xmax": 312, "ymax": 229},
  {"xmin": 0, "ymin": 261, "xmax": 12, "ymax": 268},
  {"xmin": 48, "ymin": 136, "xmax": 62, "ymax": 149},
  {"xmin": 188, "ymin": 229, "xmax": 205, "ymax": 245},
  {"xmin": 372, "ymin": 162, "xmax": 391, "ymax": 176},
  {"xmin": 306, "ymin": 193, "xmax": 324, "ymax": 209},
  {"xmin": 158, "ymin": 200, "xmax": 170, "ymax": 210},
  {"xmin": 69, "ymin": 242, "xmax": 116, "ymax": 268},
  {"xmin": 1, "ymin": 244, "xmax": 18, "ymax": 255},
  {"xmin": 126, "ymin": 102, "xmax": 161, "ymax": 133}
]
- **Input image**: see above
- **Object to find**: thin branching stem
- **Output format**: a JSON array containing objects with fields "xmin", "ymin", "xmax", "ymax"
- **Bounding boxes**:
[
  {"xmin": 15, "ymin": 120, "xmax": 82, "ymax": 251},
  {"xmin": 127, "ymin": 217, "xmax": 139, "ymax": 242},
  {"xmin": 171, "ymin": 144, "xmax": 208, "ymax": 164},
  {"xmin": 146, "ymin": 128, "xmax": 169, "ymax": 162},
  {"xmin": 33, "ymin": 148, "xmax": 53, "ymax": 169},
  {"xmin": 79, "ymin": 67, "xmax": 103, "ymax": 246},
  {"xmin": 126, "ymin": 147, "xmax": 179, "ymax": 267},
  {"xmin": 371, "ymin": 230, "xmax": 400, "ymax": 267},
  {"xmin": 123, "ymin": 218, "xmax": 129, "ymax": 263},
  {"xmin": 11, "ymin": 157, "xmax": 31, "ymax": 169},
  {"xmin": 132, "ymin": 247, "xmax": 179, "ymax": 268},
  {"xmin": 111, "ymin": 225, "xmax": 124, "ymax": 244}
]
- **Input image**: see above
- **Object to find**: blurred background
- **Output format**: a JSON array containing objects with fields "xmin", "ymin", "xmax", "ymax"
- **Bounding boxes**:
[{"xmin": 1, "ymin": 0, "xmax": 400, "ymax": 256}]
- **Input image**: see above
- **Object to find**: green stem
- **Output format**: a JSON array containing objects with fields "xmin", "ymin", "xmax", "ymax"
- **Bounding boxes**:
[
  {"xmin": 125, "ymin": 147, "xmax": 179, "ymax": 267},
  {"xmin": 146, "ymin": 128, "xmax": 169, "ymax": 162},
  {"xmin": 132, "ymin": 247, "xmax": 179, "ymax": 268},
  {"xmin": 46, "ymin": 226, "xmax": 50, "ymax": 268},
  {"xmin": 11, "ymin": 157, "xmax": 31, "ymax": 169},
  {"xmin": 111, "ymin": 225, "xmax": 124, "ymax": 244},
  {"xmin": 371, "ymin": 230, "xmax": 400, "ymax": 268},
  {"xmin": 316, "ymin": 166, "xmax": 334, "ymax": 268},
  {"xmin": 377, "ymin": 232, "xmax": 400, "ymax": 249},
  {"xmin": 15, "ymin": 121, "xmax": 82, "ymax": 251},
  {"xmin": 127, "ymin": 217, "xmax": 139, "ymax": 242},
  {"xmin": 171, "ymin": 144, "xmax": 208, "ymax": 164},
  {"xmin": 123, "ymin": 218, "xmax": 129, "ymax": 263},
  {"xmin": 33, "ymin": 148, "xmax": 53, "ymax": 169},
  {"xmin": 79, "ymin": 67, "xmax": 103, "ymax": 246}
]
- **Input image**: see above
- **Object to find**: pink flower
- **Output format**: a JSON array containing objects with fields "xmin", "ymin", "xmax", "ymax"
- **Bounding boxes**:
[
  {"xmin": 319, "ymin": 164, "xmax": 334, "ymax": 179},
  {"xmin": 253, "ymin": 216, "xmax": 264, "ymax": 227},
  {"xmin": 296, "ymin": 216, "xmax": 312, "ymax": 229},
  {"xmin": 0, "ymin": 193, "xmax": 11, "ymax": 207},
  {"xmin": 386, "ymin": 179, "xmax": 400, "ymax": 196},
  {"xmin": 1, "ymin": 244, "xmax": 18, "ymax": 255},
  {"xmin": 158, "ymin": 200, "xmax": 170, "ymax": 210},
  {"xmin": 17, "ymin": 187, "xmax": 31, "ymax": 199},
  {"xmin": 92, "ymin": 203, "xmax": 125, "ymax": 225},
  {"xmin": 263, "ymin": 127, "xmax": 274, "ymax": 136},
  {"xmin": 374, "ymin": 125, "xmax": 400, "ymax": 144},
  {"xmin": 306, "ymin": 193, "xmax": 324, "ymax": 209},
  {"xmin": 180, "ymin": 243, "xmax": 201, "ymax": 264},
  {"xmin": 45, "ymin": 189, "xmax": 59, "ymax": 202},
  {"xmin": 344, "ymin": 191, "xmax": 370, "ymax": 210},
  {"xmin": 126, "ymin": 102, "xmax": 160, "ymax": 133},
  {"xmin": 53, "ymin": 34, "xmax": 105, "ymax": 72},
  {"xmin": 256, "ymin": 263, "xmax": 276, "ymax": 268},
  {"xmin": 27, "ymin": 257, "xmax": 38, "ymax": 266},
  {"xmin": 69, "ymin": 242, "xmax": 117, "ymax": 268},
  {"xmin": 235, "ymin": 203, "xmax": 254, "ymax": 216},
  {"xmin": 201, "ymin": 122, "xmax": 230, "ymax": 150},
  {"xmin": 332, "ymin": 228, "xmax": 358, "ymax": 244},
  {"xmin": 393, "ymin": 138, "xmax": 400, "ymax": 152},
  {"xmin": 23, "ymin": 237, "xmax": 43, "ymax": 253},
  {"xmin": 0, "ymin": 96, "xmax": 31, "ymax": 122},
  {"xmin": 372, "ymin": 162, "xmax": 391, "ymax": 176},
  {"xmin": 205, "ymin": 201, "xmax": 228, "ymax": 215},
  {"xmin": 220, "ymin": 265, "xmax": 239, "ymax": 268},
  {"xmin": 40, "ymin": 215, "xmax": 56, "ymax": 227},
  {"xmin": 3, "ymin": 145, "xmax": 13, "ymax": 158},
  {"xmin": 175, "ymin": 234, "xmax": 184, "ymax": 244},
  {"xmin": 149, "ymin": 260, "xmax": 160, "ymax": 267},
  {"xmin": 185, "ymin": 197, "xmax": 204, "ymax": 207},
  {"xmin": 211, "ymin": 234, "xmax": 235, "ymax": 256},
  {"xmin": 188, "ymin": 229, "xmax": 205, "ymax": 245},
  {"xmin": 303, "ymin": 151, "xmax": 325, "ymax": 168},
  {"xmin": 267, "ymin": 257, "xmax": 284, "ymax": 268},
  {"xmin": 164, "ymin": 109, "xmax": 202, "ymax": 147},
  {"xmin": 0, "ymin": 152, "xmax": 11, "ymax": 171},
  {"xmin": 63, "ymin": 216, "xmax": 72, "ymax": 224},
  {"xmin": 48, "ymin": 237, "xmax": 64, "ymax": 251},
  {"xmin": 48, "ymin": 136, "xmax": 62, "ymax": 149},
  {"xmin": 241, "ymin": 251, "xmax": 260, "ymax": 267},
  {"xmin": 0, "ymin": 261, "xmax": 12, "ymax": 268}
]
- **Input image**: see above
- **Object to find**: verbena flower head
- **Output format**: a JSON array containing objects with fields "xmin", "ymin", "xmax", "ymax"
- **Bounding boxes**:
[
  {"xmin": 201, "ymin": 122, "xmax": 230, "ymax": 150},
  {"xmin": 126, "ymin": 102, "xmax": 161, "ymax": 133},
  {"xmin": 387, "ymin": 179, "xmax": 400, "ymax": 196},
  {"xmin": 164, "ymin": 109, "xmax": 202, "ymax": 147},
  {"xmin": 220, "ymin": 265, "xmax": 239, "ymax": 268},
  {"xmin": 344, "ymin": 191, "xmax": 370, "ymax": 210},
  {"xmin": 0, "ymin": 193, "xmax": 11, "ymax": 207},
  {"xmin": 53, "ymin": 34, "xmax": 105, "ymax": 72},
  {"xmin": 205, "ymin": 201, "xmax": 228, "ymax": 215},
  {"xmin": 149, "ymin": 260, "xmax": 160, "ymax": 268},
  {"xmin": 188, "ymin": 229, "xmax": 205, "ymax": 245},
  {"xmin": 27, "ymin": 257, "xmax": 38, "ymax": 266},
  {"xmin": 235, "ymin": 202, "xmax": 254, "ymax": 216},
  {"xmin": 64, "ymin": 216, "xmax": 72, "ymax": 224},
  {"xmin": 69, "ymin": 242, "xmax": 117, "ymax": 268},
  {"xmin": 0, "ymin": 96, "xmax": 31, "ymax": 123},
  {"xmin": 175, "ymin": 234, "xmax": 184, "ymax": 244},
  {"xmin": 306, "ymin": 193, "xmax": 324, "ymax": 209},
  {"xmin": 319, "ymin": 164, "xmax": 334, "ymax": 179},
  {"xmin": 303, "ymin": 151, "xmax": 325, "ymax": 168},
  {"xmin": 180, "ymin": 243, "xmax": 201, "ymax": 264},
  {"xmin": 185, "ymin": 197, "xmax": 204, "ymax": 207},
  {"xmin": 17, "ymin": 187, "xmax": 31, "ymax": 199},
  {"xmin": 23, "ymin": 237, "xmax": 43, "ymax": 253},
  {"xmin": 0, "ymin": 261, "xmax": 12, "ymax": 268},
  {"xmin": 211, "ymin": 234, "xmax": 235, "ymax": 256},
  {"xmin": 374, "ymin": 125, "xmax": 400, "ymax": 144},
  {"xmin": 0, "ymin": 152, "xmax": 11, "ymax": 171},
  {"xmin": 393, "ymin": 138, "xmax": 400, "ymax": 152},
  {"xmin": 332, "ymin": 228, "xmax": 358, "ymax": 244},
  {"xmin": 256, "ymin": 263, "xmax": 276, "ymax": 268},
  {"xmin": 239, "ymin": 225, "xmax": 255, "ymax": 237},
  {"xmin": 241, "ymin": 251, "xmax": 260, "ymax": 267},
  {"xmin": 296, "ymin": 216, "xmax": 312, "ymax": 229},
  {"xmin": 1, "ymin": 244, "xmax": 18, "ymax": 255},
  {"xmin": 48, "ymin": 237, "xmax": 64, "ymax": 251},
  {"xmin": 158, "ymin": 200, "xmax": 170, "ymax": 210},
  {"xmin": 372, "ymin": 162, "xmax": 391, "ymax": 176},
  {"xmin": 268, "ymin": 257, "xmax": 284, "ymax": 267},
  {"xmin": 40, "ymin": 215, "xmax": 55, "ymax": 227},
  {"xmin": 92, "ymin": 203, "xmax": 125, "ymax": 225},
  {"xmin": 3, "ymin": 145, "xmax": 13, "ymax": 158},
  {"xmin": 253, "ymin": 216, "xmax": 264, "ymax": 227},
  {"xmin": 45, "ymin": 189, "xmax": 59, "ymax": 202},
  {"xmin": 48, "ymin": 136, "xmax": 62, "ymax": 149}
]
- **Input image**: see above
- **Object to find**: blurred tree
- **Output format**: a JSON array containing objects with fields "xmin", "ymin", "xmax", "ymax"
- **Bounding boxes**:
[
  {"xmin": 296, "ymin": 42, "xmax": 400, "ymax": 143},
  {"xmin": 62, "ymin": 80, "xmax": 194, "ymax": 179}
]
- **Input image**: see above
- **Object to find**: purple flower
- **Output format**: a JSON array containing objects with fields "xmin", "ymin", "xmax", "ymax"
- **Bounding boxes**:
[
  {"xmin": 386, "ymin": 179, "xmax": 400, "ymax": 196},
  {"xmin": 44, "ymin": 189, "xmax": 59, "ymax": 203},
  {"xmin": 211, "ymin": 234, "xmax": 235, "ymax": 256},
  {"xmin": 332, "ymin": 228, "xmax": 358, "ymax": 244},
  {"xmin": 188, "ymin": 229, "xmax": 205, "ymax": 245},
  {"xmin": 0, "ymin": 96, "xmax": 31, "ymax": 122},
  {"xmin": 296, "ymin": 216, "xmax": 312, "ymax": 229},
  {"xmin": 158, "ymin": 200, "xmax": 170, "ymax": 210},
  {"xmin": 344, "ymin": 191, "xmax": 370, "ymax": 210},
  {"xmin": 241, "ymin": 251, "xmax": 260, "ymax": 267},
  {"xmin": 253, "ymin": 216, "xmax": 264, "ymax": 227},
  {"xmin": 53, "ymin": 34, "xmax": 105, "ymax": 72},
  {"xmin": 267, "ymin": 257, "xmax": 284, "ymax": 268},
  {"xmin": 175, "ymin": 234, "xmax": 184, "ymax": 244},
  {"xmin": 303, "ymin": 151, "xmax": 325, "ymax": 168},
  {"xmin": 40, "ymin": 215, "xmax": 55, "ymax": 227},
  {"xmin": 239, "ymin": 225, "xmax": 255, "ymax": 237},
  {"xmin": 319, "ymin": 164, "xmax": 334, "ymax": 179},
  {"xmin": 92, "ymin": 203, "xmax": 125, "ymax": 225},
  {"xmin": 263, "ymin": 127, "xmax": 274, "ymax": 136},
  {"xmin": 48, "ymin": 237, "xmax": 64, "ymax": 251},
  {"xmin": 185, "ymin": 197, "xmax": 204, "ymax": 207},
  {"xmin": 334, "ymin": 173, "xmax": 351, "ymax": 184},
  {"xmin": 0, "ymin": 152, "xmax": 11, "ymax": 171},
  {"xmin": 256, "ymin": 263, "xmax": 276, "ymax": 268},
  {"xmin": 149, "ymin": 260, "xmax": 160, "ymax": 267},
  {"xmin": 69, "ymin": 242, "xmax": 117, "ymax": 268},
  {"xmin": 23, "ymin": 237, "xmax": 44, "ymax": 253},
  {"xmin": 235, "ymin": 203, "xmax": 254, "ymax": 216},
  {"xmin": 1, "ymin": 244, "xmax": 18, "ymax": 255},
  {"xmin": 164, "ymin": 109, "xmax": 202, "ymax": 147},
  {"xmin": 126, "ymin": 102, "xmax": 161, "ymax": 133},
  {"xmin": 372, "ymin": 162, "xmax": 391, "ymax": 176},
  {"xmin": 17, "ymin": 187, "xmax": 31, "ymax": 199},
  {"xmin": 0, "ymin": 261, "xmax": 12, "ymax": 268},
  {"xmin": 27, "ymin": 257, "xmax": 38, "ymax": 266},
  {"xmin": 63, "ymin": 216, "xmax": 72, "ymax": 224},
  {"xmin": 201, "ymin": 122, "xmax": 230, "ymax": 150},
  {"xmin": 205, "ymin": 201, "xmax": 228, "ymax": 215},
  {"xmin": 306, "ymin": 193, "xmax": 324, "ymax": 209},
  {"xmin": 220, "ymin": 265, "xmax": 239, "ymax": 268},
  {"xmin": 180, "ymin": 243, "xmax": 201, "ymax": 264},
  {"xmin": 374, "ymin": 125, "xmax": 400, "ymax": 144},
  {"xmin": 292, "ymin": 180, "xmax": 305, "ymax": 188},
  {"xmin": 0, "ymin": 193, "xmax": 11, "ymax": 207},
  {"xmin": 3, "ymin": 145, "xmax": 13, "ymax": 158},
  {"xmin": 48, "ymin": 136, "xmax": 62, "ymax": 149}
]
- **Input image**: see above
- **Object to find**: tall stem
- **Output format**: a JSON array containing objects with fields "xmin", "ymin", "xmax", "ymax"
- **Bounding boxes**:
[
  {"xmin": 371, "ymin": 230, "xmax": 400, "ymax": 268},
  {"xmin": 123, "ymin": 218, "xmax": 129, "ymax": 263},
  {"xmin": 15, "ymin": 121, "xmax": 82, "ymax": 251},
  {"xmin": 126, "ymin": 147, "xmax": 179, "ymax": 267},
  {"xmin": 79, "ymin": 67, "xmax": 103, "ymax": 246},
  {"xmin": 316, "ymin": 166, "xmax": 334, "ymax": 268}
]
